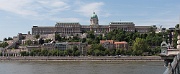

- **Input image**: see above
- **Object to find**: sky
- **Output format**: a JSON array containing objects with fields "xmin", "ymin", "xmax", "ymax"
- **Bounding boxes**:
[{"xmin": 0, "ymin": 0, "xmax": 180, "ymax": 41}]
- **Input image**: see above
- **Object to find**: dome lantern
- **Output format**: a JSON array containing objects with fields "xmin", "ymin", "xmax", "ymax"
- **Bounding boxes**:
[{"xmin": 91, "ymin": 12, "xmax": 98, "ymax": 19}]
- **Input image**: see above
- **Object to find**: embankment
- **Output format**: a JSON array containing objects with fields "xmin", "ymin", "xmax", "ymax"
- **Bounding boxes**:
[{"xmin": 0, "ymin": 56, "xmax": 163, "ymax": 62}]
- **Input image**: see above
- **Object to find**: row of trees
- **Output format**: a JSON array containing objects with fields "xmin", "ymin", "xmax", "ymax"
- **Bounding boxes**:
[
  {"xmin": 20, "ymin": 39, "xmax": 160, "ymax": 56},
  {"xmin": 105, "ymin": 29, "xmax": 164, "ymax": 46},
  {"xmin": 85, "ymin": 29, "xmax": 162, "ymax": 55},
  {"xmin": 55, "ymin": 34, "xmax": 81, "ymax": 42},
  {"xmin": 53, "ymin": 28, "xmax": 164, "ymax": 47},
  {"xmin": 53, "ymin": 28, "xmax": 163, "ymax": 56},
  {"xmin": 75, "ymin": 28, "xmax": 164, "ymax": 47},
  {"xmin": 87, "ymin": 39, "xmax": 160, "ymax": 56},
  {"xmin": 20, "ymin": 46, "xmax": 80, "ymax": 56},
  {"xmin": 3, "ymin": 37, "xmax": 13, "ymax": 41}
]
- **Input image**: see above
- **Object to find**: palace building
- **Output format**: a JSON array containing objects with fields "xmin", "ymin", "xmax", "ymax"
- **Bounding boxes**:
[{"xmin": 32, "ymin": 12, "xmax": 152, "ymax": 36}]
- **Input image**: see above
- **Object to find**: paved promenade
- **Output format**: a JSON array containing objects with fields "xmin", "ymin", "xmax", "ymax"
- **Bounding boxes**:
[{"xmin": 0, "ymin": 56, "xmax": 163, "ymax": 61}]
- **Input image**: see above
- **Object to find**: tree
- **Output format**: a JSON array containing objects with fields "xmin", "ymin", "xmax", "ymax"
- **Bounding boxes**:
[
  {"xmin": 110, "ymin": 49, "xmax": 116, "ymax": 56},
  {"xmin": 72, "ymin": 46, "xmax": 79, "ymax": 56},
  {"xmin": 55, "ymin": 34, "xmax": 62, "ymax": 42},
  {"xmin": 34, "ymin": 35, "xmax": 40, "ymax": 39},
  {"xmin": 87, "ymin": 48, "xmax": 93, "ymax": 55},
  {"xmin": 73, "ymin": 46, "xmax": 78, "ymax": 51},
  {"xmin": 115, "ymin": 49, "xmax": 121, "ymax": 55},
  {"xmin": 87, "ymin": 31, "xmax": 95, "ymax": 39},
  {"xmin": 38, "ymin": 38, "xmax": 44, "ymax": 44},
  {"xmin": 20, "ymin": 51, "xmax": 29, "ymax": 56},
  {"xmin": 58, "ymin": 50, "xmax": 64, "ymax": 56},
  {"xmin": 81, "ymin": 38, "xmax": 86, "ymax": 43},
  {"xmin": 0, "ymin": 42, "xmax": 9, "ymax": 48},
  {"xmin": 175, "ymin": 24, "xmax": 179, "ymax": 29},
  {"xmin": 66, "ymin": 49, "xmax": 73, "ymax": 56},
  {"xmin": 132, "ymin": 38, "xmax": 150, "ymax": 55},
  {"xmin": 74, "ymin": 50, "xmax": 80, "ymax": 56},
  {"xmin": 94, "ymin": 49, "xmax": 100, "ymax": 56},
  {"xmin": 25, "ymin": 40, "xmax": 32, "ymax": 45},
  {"xmin": 44, "ymin": 39, "xmax": 52, "ymax": 43},
  {"xmin": 41, "ymin": 49, "xmax": 48, "ymax": 56},
  {"xmin": 3, "ymin": 38, "xmax": 7, "ymax": 41},
  {"xmin": 88, "ymin": 44, "xmax": 107, "ymax": 56},
  {"xmin": 7, "ymin": 37, "xmax": 13, "ymax": 40},
  {"xmin": 104, "ymin": 49, "xmax": 110, "ymax": 56}
]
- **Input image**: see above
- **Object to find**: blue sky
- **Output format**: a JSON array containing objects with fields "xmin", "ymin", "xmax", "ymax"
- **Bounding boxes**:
[{"xmin": 0, "ymin": 0, "xmax": 180, "ymax": 41}]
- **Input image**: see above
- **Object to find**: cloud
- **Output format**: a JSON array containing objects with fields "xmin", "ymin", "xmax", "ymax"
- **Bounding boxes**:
[
  {"xmin": 134, "ymin": 18, "xmax": 178, "ymax": 28},
  {"xmin": 36, "ymin": 0, "xmax": 70, "ymax": 14},
  {"xmin": 75, "ymin": 2, "xmax": 104, "ymax": 17},
  {"xmin": 0, "ymin": 0, "xmax": 70, "ymax": 16},
  {"xmin": 0, "ymin": 0, "xmax": 111, "ymax": 24},
  {"xmin": 0, "ymin": 0, "xmax": 37, "ymax": 16},
  {"xmin": 50, "ymin": 17, "xmax": 81, "ymax": 22},
  {"xmin": 103, "ymin": 13, "xmax": 111, "ymax": 17}
]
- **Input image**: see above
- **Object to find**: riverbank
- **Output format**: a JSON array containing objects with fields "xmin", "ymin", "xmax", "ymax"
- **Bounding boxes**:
[{"xmin": 0, "ymin": 56, "xmax": 163, "ymax": 62}]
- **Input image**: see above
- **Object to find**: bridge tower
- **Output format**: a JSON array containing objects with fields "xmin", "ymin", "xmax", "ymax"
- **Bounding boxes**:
[{"xmin": 160, "ymin": 27, "xmax": 180, "ymax": 67}]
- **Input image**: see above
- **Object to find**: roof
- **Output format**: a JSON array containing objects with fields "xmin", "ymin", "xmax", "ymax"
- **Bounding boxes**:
[
  {"xmin": 100, "ymin": 40, "xmax": 114, "ymax": 44},
  {"xmin": 55, "ymin": 22, "xmax": 81, "ymax": 27},
  {"xmin": 91, "ymin": 12, "xmax": 98, "ymax": 19},
  {"xmin": 109, "ymin": 22, "xmax": 134, "ymax": 25},
  {"xmin": 114, "ymin": 41, "xmax": 127, "ymax": 44},
  {"xmin": 135, "ymin": 26, "xmax": 151, "ymax": 28},
  {"xmin": 32, "ymin": 26, "xmax": 55, "ymax": 28},
  {"xmin": 56, "ymin": 22, "xmax": 80, "ymax": 24}
]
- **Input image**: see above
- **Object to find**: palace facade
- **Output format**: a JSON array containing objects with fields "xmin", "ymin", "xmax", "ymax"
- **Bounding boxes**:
[{"xmin": 32, "ymin": 12, "xmax": 152, "ymax": 36}]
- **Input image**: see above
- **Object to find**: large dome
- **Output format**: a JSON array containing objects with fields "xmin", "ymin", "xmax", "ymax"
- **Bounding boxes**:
[{"xmin": 91, "ymin": 12, "xmax": 98, "ymax": 19}]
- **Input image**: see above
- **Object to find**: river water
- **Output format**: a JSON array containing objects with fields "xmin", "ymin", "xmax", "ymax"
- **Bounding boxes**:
[{"xmin": 0, "ymin": 61, "xmax": 165, "ymax": 74}]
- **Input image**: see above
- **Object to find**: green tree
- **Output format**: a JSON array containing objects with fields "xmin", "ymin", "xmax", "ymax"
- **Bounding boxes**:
[
  {"xmin": 132, "ymin": 38, "xmax": 149, "ymax": 55},
  {"xmin": 0, "ymin": 42, "xmax": 9, "ymax": 48},
  {"xmin": 110, "ymin": 49, "xmax": 116, "ymax": 56},
  {"xmin": 104, "ymin": 49, "xmax": 110, "ymax": 56},
  {"xmin": 3, "ymin": 38, "xmax": 7, "ymax": 41},
  {"xmin": 81, "ymin": 38, "xmax": 86, "ymax": 43},
  {"xmin": 74, "ymin": 50, "xmax": 80, "ymax": 56},
  {"xmin": 175, "ymin": 24, "xmax": 179, "ymax": 28},
  {"xmin": 88, "ymin": 44, "xmax": 107, "ymax": 56},
  {"xmin": 87, "ymin": 48, "xmax": 93, "ymax": 55},
  {"xmin": 20, "ymin": 51, "xmax": 29, "ymax": 56},
  {"xmin": 94, "ymin": 49, "xmax": 100, "ymax": 56},
  {"xmin": 58, "ymin": 50, "xmax": 64, "ymax": 56},
  {"xmin": 72, "ymin": 46, "xmax": 79, "ymax": 56},
  {"xmin": 41, "ymin": 49, "xmax": 48, "ymax": 56},
  {"xmin": 7, "ymin": 37, "xmax": 13, "ymax": 40},
  {"xmin": 44, "ymin": 39, "xmax": 52, "ymax": 43},
  {"xmin": 87, "ymin": 31, "xmax": 95, "ymax": 39},
  {"xmin": 38, "ymin": 38, "xmax": 44, "ymax": 45},
  {"xmin": 34, "ymin": 35, "xmax": 40, "ymax": 39},
  {"xmin": 55, "ymin": 34, "xmax": 62, "ymax": 42},
  {"xmin": 25, "ymin": 40, "xmax": 32, "ymax": 45},
  {"xmin": 66, "ymin": 49, "xmax": 73, "ymax": 56},
  {"xmin": 115, "ymin": 49, "xmax": 121, "ymax": 55}
]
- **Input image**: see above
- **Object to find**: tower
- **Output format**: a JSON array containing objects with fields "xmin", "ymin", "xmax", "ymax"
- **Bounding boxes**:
[
  {"xmin": 90, "ymin": 12, "xmax": 99, "ymax": 26},
  {"xmin": 90, "ymin": 12, "xmax": 99, "ymax": 31}
]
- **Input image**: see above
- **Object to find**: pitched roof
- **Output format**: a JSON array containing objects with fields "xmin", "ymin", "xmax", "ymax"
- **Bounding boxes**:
[
  {"xmin": 100, "ymin": 40, "xmax": 114, "ymax": 44},
  {"xmin": 114, "ymin": 41, "xmax": 127, "ymax": 44}
]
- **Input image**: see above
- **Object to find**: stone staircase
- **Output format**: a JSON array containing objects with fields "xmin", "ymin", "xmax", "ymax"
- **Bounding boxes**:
[{"xmin": 5, "ymin": 39, "xmax": 19, "ymax": 49}]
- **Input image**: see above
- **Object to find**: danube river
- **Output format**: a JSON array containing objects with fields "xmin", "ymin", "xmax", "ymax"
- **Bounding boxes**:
[{"xmin": 0, "ymin": 61, "xmax": 165, "ymax": 74}]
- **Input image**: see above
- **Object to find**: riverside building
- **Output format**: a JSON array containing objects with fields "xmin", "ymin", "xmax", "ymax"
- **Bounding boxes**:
[{"xmin": 32, "ymin": 12, "xmax": 153, "ymax": 36}]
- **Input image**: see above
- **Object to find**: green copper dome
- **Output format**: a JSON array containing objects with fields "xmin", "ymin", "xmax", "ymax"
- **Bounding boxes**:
[{"xmin": 91, "ymin": 12, "xmax": 98, "ymax": 19}]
